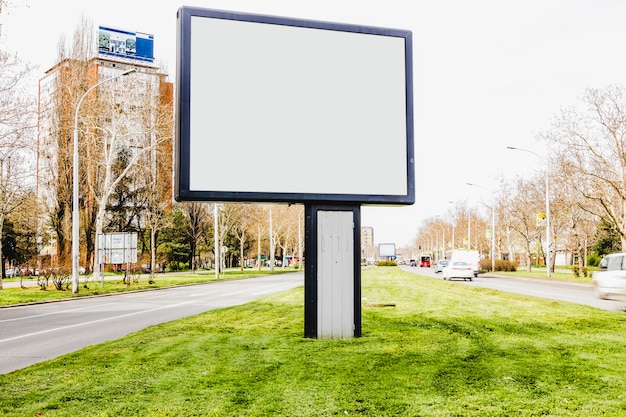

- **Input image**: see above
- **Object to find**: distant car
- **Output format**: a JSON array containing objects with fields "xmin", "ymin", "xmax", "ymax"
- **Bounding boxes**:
[
  {"xmin": 434, "ymin": 259, "xmax": 449, "ymax": 273},
  {"xmin": 420, "ymin": 256, "xmax": 431, "ymax": 267},
  {"xmin": 409, "ymin": 259, "xmax": 417, "ymax": 267},
  {"xmin": 592, "ymin": 253, "xmax": 626, "ymax": 299},
  {"xmin": 442, "ymin": 261, "xmax": 474, "ymax": 281}
]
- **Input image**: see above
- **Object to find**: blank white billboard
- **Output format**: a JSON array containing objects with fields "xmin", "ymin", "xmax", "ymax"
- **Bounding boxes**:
[
  {"xmin": 175, "ymin": 7, "xmax": 414, "ymax": 204},
  {"xmin": 378, "ymin": 243, "xmax": 396, "ymax": 258}
]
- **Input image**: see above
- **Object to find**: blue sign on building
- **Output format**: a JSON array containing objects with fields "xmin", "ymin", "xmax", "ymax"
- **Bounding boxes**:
[{"xmin": 98, "ymin": 26, "xmax": 154, "ymax": 63}]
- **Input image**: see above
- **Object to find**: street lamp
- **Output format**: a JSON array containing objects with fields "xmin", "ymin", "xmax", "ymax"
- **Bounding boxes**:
[
  {"xmin": 448, "ymin": 201, "xmax": 455, "ymax": 251},
  {"xmin": 72, "ymin": 68, "xmax": 136, "ymax": 293},
  {"xmin": 435, "ymin": 215, "xmax": 446, "ymax": 261},
  {"xmin": 214, "ymin": 203, "xmax": 220, "ymax": 279},
  {"xmin": 466, "ymin": 183, "xmax": 495, "ymax": 273},
  {"xmin": 506, "ymin": 146, "xmax": 551, "ymax": 277}
]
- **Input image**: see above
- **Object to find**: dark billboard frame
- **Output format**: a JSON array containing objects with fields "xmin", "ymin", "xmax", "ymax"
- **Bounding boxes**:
[{"xmin": 175, "ymin": 7, "xmax": 414, "ymax": 205}]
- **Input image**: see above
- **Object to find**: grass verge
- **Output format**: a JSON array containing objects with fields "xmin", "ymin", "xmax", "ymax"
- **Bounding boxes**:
[
  {"xmin": 0, "ymin": 268, "xmax": 297, "ymax": 307},
  {"xmin": 1, "ymin": 266, "xmax": 625, "ymax": 416},
  {"xmin": 491, "ymin": 269, "xmax": 593, "ymax": 284}
]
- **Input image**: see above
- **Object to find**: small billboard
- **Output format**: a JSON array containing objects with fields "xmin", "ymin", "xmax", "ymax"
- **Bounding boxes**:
[
  {"xmin": 378, "ymin": 243, "xmax": 396, "ymax": 258},
  {"xmin": 175, "ymin": 7, "xmax": 414, "ymax": 205},
  {"xmin": 98, "ymin": 26, "xmax": 154, "ymax": 63},
  {"xmin": 97, "ymin": 232, "xmax": 138, "ymax": 264}
]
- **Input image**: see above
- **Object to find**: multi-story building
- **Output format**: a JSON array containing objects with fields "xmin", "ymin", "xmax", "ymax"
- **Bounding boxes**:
[{"xmin": 37, "ymin": 29, "xmax": 173, "ymax": 270}]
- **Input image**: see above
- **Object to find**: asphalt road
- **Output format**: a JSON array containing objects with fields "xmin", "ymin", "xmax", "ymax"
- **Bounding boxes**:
[
  {"xmin": 400, "ymin": 265, "xmax": 626, "ymax": 312},
  {"xmin": 0, "ymin": 273, "xmax": 303, "ymax": 374}
]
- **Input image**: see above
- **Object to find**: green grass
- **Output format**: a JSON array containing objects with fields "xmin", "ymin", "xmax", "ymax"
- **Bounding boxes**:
[
  {"xmin": 493, "ymin": 268, "xmax": 594, "ymax": 284},
  {"xmin": 0, "ymin": 268, "xmax": 297, "ymax": 306},
  {"xmin": 1, "ymin": 266, "xmax": 625, "ymax": 416}
]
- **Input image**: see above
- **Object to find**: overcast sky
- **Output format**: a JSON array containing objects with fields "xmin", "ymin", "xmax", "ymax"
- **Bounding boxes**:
[{"xmin": 3, "ymin": 0, "xmax": 626, "ymax": 247}]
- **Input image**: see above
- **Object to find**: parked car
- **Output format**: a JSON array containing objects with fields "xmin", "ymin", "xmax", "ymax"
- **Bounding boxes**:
[
  {"xmin": 442, "ymin": 261, "xmax": 474, "ymax": 281},
  {"xmin": 592, "ymin": 253, "xmax": 626, "ymax": 299},
  {"xmin": 434, "ymin": 259, "xmax": 449, "ymax": 273},
  {"xmin": 5, "ymin": 267, "xmax": 20, "ymax": 278}
]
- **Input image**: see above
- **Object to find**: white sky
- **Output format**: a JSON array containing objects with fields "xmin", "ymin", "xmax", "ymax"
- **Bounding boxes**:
[{"xmin": 2, "ymin": 0, "xmax": 626, "ymax": 247}]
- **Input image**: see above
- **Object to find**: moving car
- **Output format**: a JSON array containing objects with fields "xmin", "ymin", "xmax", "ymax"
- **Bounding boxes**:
[
  {"xmin": 434, "ymin": 259, "xmax": 449, "ymax": 273},
  {"xmin": 592, "ymin": 253, "xmax": 626, "ymax": 299},
  {"xmin": 442, "ymin": 261, "xmax": 474, "ymax": 281},
  {"xmin": 447, "ymin": 249, "xmax": 480, "ymax": 277},
  {"xmin": 420, "ymin": 255, "xmax": 431, "ymax": 267}
]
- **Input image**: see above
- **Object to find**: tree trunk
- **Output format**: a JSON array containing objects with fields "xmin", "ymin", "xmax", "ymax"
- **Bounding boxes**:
[
  {"xmin": 257, "ymin": 225, "xmax": 261, "ymax": 271},
  {"xmin": 150, "ymin": 227, "xmax": 157, "ymax": 281},
  {"xmin": 93, "ymin": 201, "xmax": 106, "ymax": 287},
  {"xmin": 0, "ymin": 220, "xmax": 4, "ymax": 289},
  {"xmin": 239, "ymin": 232, "xmax": 245, "ymax": 271}
]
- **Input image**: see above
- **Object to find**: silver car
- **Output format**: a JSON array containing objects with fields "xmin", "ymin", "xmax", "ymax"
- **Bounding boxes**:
[{"xmin": 434, "ymin": 259, "xmax": 449, "ymax": 273}]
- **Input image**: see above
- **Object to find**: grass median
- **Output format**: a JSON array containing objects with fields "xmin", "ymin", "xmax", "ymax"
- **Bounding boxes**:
[
  {"xmin": 0, "ymin": 269, "xmax": 295, "ymax": 306},
  {"xmin": 1, "ymin": 266, "xmax": 625, "ymax": 416}
]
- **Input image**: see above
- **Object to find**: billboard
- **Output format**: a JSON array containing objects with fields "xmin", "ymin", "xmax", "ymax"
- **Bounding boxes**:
[
  {"xmin": 175, "ymin": 7, "xmax": 414, "ymax": 205},
  {"xmin": 98, "ymin": 26, "xmax": 154, "ymax": 63},
  {"xmin": 97, "ymin": 232, "xmax": 138, "ymax": 264},
  {"xmin": 378, "ymin": 243, "xmax": 396, "ymax": 258}
]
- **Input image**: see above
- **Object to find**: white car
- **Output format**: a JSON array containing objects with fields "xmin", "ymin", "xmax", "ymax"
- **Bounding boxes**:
[
  {"xmin": 593, "ymin": 253, "xmax": 626, "ymax": 299},
  {"xmin": 442, "ymin": 261, "xmax": 474, "ymax": 281}
]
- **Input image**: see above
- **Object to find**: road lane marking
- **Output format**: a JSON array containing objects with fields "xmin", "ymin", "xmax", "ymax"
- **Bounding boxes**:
[
  {"xmin": 0, "ymin": 302, "xmax": 114, "ymax": 323},
  {"xmin": 0, "ymin": 300, "xmax": 196, "ymax": 344}
]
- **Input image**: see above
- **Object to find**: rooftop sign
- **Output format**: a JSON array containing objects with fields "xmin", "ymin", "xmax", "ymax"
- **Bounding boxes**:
[{"xmin": 98, "ymin": 26, "xmax": 154, "ymax": 63}]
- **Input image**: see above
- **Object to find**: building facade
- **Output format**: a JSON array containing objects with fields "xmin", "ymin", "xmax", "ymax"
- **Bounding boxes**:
[{"xmin": 37, "ymin": 55, "xmax": 173, "ymax": 270}]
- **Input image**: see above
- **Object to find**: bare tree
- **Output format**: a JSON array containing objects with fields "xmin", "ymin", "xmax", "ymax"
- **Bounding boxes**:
[
  {"xmin": 551, "ymin": 155, "xmax": 598, "ymax": 272},
  {"xmin": 543, "ymin": 85, "xmax": 626, "ymax": 250},
  {"xmin": 180, "ymin": 202, "xmax": 209, "ymax": 273},
  {"xmin": 270, "ymin": 205, "xmax": 301, "ymax": 268},
  {"xmin": 83, "ymin": 74, "xmax": 169, "ymax": 285},
  {"xmin": 500, "ymin": 176, "xmax": 543, "ymax": 271},
  {"xmin": 141, "ymin": 77, "xmax": 173, "ymax": 280},
  {"xmin": 39, "ymin": 17, "xmax": 96, "ymax": 270},
  {"xmin": 230, "ymin": 203, "xmax": 262, "ymax": 271},
  {"xmin": 0, "ymin": 51, "xmax": 35, "ymax": 287},
  {"xmin": 215, "ymin": 204, "xmax": 240, "ymax": 272}
]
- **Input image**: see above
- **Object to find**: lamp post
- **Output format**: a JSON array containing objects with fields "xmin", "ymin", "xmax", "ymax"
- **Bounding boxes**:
[
  {"xmin": 435, "ymin": 215, "xmax": 446, "ymax": 261},
  {"xmin": 466, "ymin": 183, "xmax": 495, "ymax": 273},
  {"xmin": 506, "ymin": 146, "xmax": 551, "ymax": 277},
  {"xmin": 72, "ymin": 68, "xmax": 136, "ymax": 293},
  {"xmin": 214, "ymin": 203, "xmax": 220, "ymax": 279},
  {"xmin": 448, "ymin": 201, "xmax": 455, "ymax": 251}
]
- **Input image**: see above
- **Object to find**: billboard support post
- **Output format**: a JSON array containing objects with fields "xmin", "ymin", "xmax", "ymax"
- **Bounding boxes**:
[{"xmin": 305, "ymin": 204, "xmax": 361, "ymax": 339}]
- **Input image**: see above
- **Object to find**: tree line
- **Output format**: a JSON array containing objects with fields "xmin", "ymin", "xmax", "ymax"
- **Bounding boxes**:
[{"xmin": 417, "ymin": 84, "xmax": 626, "ymax": 272}]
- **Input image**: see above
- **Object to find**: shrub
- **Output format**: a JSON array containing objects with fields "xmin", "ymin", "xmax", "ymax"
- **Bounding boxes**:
[
  {"xmin": 572, "ymin": 265, "xmax": 590, "ymax": 278},
  {"xmin": 376, "ymin": 260, "xmax": 398, "ymax": 267},
  {"xmin": 480, "ymin": 259, "xmax": 517, "ymax": 272},
  {"xmin": 496, "ymin": 260, "xmax": 518, "ymax": 272},
  {"xmin": 587, "ymin": 253, "xmax": 601, "ymax": 268}
]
